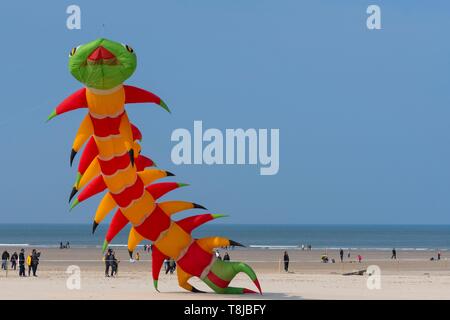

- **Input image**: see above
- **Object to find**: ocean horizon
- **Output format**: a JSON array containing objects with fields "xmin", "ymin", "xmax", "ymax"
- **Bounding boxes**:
[{"xmin": 0, "ymin": 224, "xmax": 449, "ymax": 251}]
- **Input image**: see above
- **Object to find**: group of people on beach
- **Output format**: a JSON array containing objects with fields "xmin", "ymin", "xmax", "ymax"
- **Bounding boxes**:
[
  {"xmin": 338, "ymin": 249, "xmax": 357, "ymax": 262},
  {"xmin": 6, "ymin": 244, "xmax": 444, "ymax": 282},
  {"xmin": 164, "ymin": 258, "xmax": 176, "ymax": 274},
  {"xmin": 430, "ymin": 251, "xmax": 442, "ymax": 261},
  {"xmin": 281, "ymin": 247, "xmax": 406, "ymax": 272},
  {"xmin": 1, "ymin": 249, "xmax": 40, "ymax": 277},
  {"xmin": 214, "ymin": 250, "xmax": 231, "ymax": 261},
  {"xmin": 59, "ymin": 242, "xmax": 70, "ymax": 249}
]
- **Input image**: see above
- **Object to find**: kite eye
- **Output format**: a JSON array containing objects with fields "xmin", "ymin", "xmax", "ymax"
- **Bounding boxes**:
[
  {"xmin": 69, "ymin": 45, "xmax": 81, "ymax": 57},
  {"xmin": 125, "ymin": 44, "xmax": 134, "ymax": 53}
]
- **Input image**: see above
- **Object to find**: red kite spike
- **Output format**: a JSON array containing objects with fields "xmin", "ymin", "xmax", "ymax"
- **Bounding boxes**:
[
  {"xmin": 124, "ymin": 85, "xmax": 170, "ymax": 113},
  {"xmin": 146, "ymin": 182, "xmax": 186, "ymax": 200},
  {"xmin": 152, "ymin": 246, "xmax": 168, "ymax": 292},
  {"xmin": 135, "ymin": 155, "xmax": 155, "ymax": 171},
  {"xmin": 177, "ymin": 214, "xmax": 225, "ymax": 234},
  {"xmin": 77, "ymin": 175, "xmax": 107, "ymax": 203},
  {"xmin": 131, "ymin": 123, "xmax": 142, "ymax": 141},
  {"xmin": 78, "ymin": 137, "xmax": 99, "ymax": 176},
  {"xmin": 48, "ymin": 88, "xmax": 87, "ymax": 121},
  {"xmin": 105, "ymin": 209, "xmax": 129, "ymax": 243},
  {"xmin": 124, "ymin": 85, "xmax": 161, "ymax": 104}
]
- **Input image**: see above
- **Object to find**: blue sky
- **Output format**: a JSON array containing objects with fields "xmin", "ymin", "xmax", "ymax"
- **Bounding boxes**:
[{"xmin": 1, "ymin": 1, "xmax": 450, "ymax": 224}]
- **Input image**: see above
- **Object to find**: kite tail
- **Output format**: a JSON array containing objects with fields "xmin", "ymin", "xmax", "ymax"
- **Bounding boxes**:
[{"xmin": 202, "ymin": 259, "xmax": 262, "ymax": 294}]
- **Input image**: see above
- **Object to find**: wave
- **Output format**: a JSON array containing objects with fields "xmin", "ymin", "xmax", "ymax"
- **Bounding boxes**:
[{"xmin": 250, "ymin": 245, "xmax": 300, "ymax": 249}]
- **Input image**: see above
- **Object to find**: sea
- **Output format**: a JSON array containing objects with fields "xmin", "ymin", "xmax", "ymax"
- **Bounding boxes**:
[{"xmin": 0, "ymin": 224, "xmax": 449, "ymax": 251}]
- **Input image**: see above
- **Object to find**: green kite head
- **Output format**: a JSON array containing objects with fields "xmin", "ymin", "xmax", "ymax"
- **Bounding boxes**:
[{"xmin": 68, "ymin": 38, "xmax": 137, "ymax": 90}]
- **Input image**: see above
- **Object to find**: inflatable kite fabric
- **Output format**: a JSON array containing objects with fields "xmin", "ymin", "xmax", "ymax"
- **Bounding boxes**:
[{"xmin": 47, "ymin": 38, "xmax": 261, "ymax": 295}]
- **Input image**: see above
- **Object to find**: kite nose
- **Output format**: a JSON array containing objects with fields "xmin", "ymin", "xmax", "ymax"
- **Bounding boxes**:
[{"xmin": 88, "ymin": 46, "xmax": 115, "ymax": 61}]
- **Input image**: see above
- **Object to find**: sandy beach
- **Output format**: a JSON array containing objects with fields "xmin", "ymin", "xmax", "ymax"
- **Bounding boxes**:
[{"xmin": 1, "ymin": 247, "xmax": 449, "ymax": 300}]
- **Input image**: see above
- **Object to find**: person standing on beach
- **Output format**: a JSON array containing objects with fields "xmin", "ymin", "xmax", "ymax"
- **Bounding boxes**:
[
  {"xmin": 111, "ymin": 251, "xmax": 119, "ymax": 277},
  {"xmin": 104, "ymin": 249, "xmax": 112, "ymax": 277},
  {"xmin": 283, "ymin": 251, "xmax": 290, "ymax": 272},
  {"xmin": 339, "ymin": 249, "xmax": 344, "ymax": 262},
  {"xmin": 391, "ymin": 248, "xmax": 397, "ymax": 260},
  {"xmin": 223, "ymin": 252, "xmax": 230, "ymax": 261},
  {"xmin": 164, "ymin": 258, "xmax": 170, "ymax": 274},
  {"xmin": 1, "ymin": 250, "xmax": 10, "ymax": 270},
  {"xmin": 10, "ymin": 252, "xmax": 18, "ymax": 270},
  {"xmin": 31, "ymin": 249, "xmax": 40, "ymax": 277},
  {"xmin": 18, "ymin": 249, "xmax": 26, "ymax": 277},
  {"xmin": 169, "ymin": 258, "xmax": 176, "ymax": 274},
  {"xmin": 437, "ymin": 251, "xmax": 441, "ymax": 261},
  {"xmin": 26, "ymin": 252, "xmax": 32, "ymax": 276}
]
